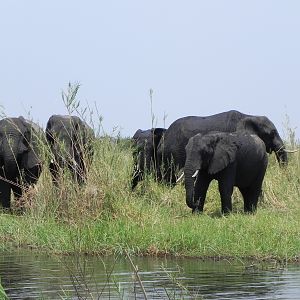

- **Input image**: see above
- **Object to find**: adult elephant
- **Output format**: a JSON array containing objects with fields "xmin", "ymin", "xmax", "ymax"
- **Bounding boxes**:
[
  {"xmin": 157, "ymin": 110, "xmax": 288, "ymax": 184},
  {"xmin": 131, "ymin": 128, "xmax": 166, "ymax": 189},
  {"xmin": 184, "ymin": 131, "xmax": 268, "ymax": 214},
  {"xmin": 0, "ymin": 116, "xmax": 43, "ymax": 209},
  {"xmin": 46, "ymin": 115, "xmax": 95, "ymax": 184}
]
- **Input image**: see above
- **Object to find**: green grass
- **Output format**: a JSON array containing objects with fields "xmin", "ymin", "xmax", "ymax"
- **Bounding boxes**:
[
  {"xmin": 0, "ymin": 134, "xmax": 299, "ymax": 262},
  {"xmin": 0, "ymin": 279, "xmax": 8, "ymax": 299}
]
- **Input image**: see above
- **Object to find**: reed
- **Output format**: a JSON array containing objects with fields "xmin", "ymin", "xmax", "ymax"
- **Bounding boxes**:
[{"xmin": 0, "ymin": 279, "xmax": 8, "ymax": 299}]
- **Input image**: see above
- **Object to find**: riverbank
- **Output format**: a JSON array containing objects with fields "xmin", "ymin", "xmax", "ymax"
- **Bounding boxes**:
[{"xmin": 0, "ymin": 137, "xmax": 299, "ymax": 262}]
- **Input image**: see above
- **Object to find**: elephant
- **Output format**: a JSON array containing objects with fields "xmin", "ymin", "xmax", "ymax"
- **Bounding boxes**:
[
  {"xmin": 184, "ymin": 131, "xmax": 268, "ymax": 214},
  {"xmin": 131, "ymin": 127, "xmax": 166, "ymax": 189},
  {"xmin": 0, "ymin": 116, "xmax": 43, "ymax": 209},
  {"xmin": 46, "ymin": 115, "xmax": 95, "ymax": 184},
  {"xmin": 157, "ymin": 110, "xmax": 289, "ymax": 184}
]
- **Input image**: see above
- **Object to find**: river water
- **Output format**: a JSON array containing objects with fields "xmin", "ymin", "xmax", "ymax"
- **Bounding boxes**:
[{"xmin": 0, "ymin": 250, "xmax": 299, "ymax": 299}]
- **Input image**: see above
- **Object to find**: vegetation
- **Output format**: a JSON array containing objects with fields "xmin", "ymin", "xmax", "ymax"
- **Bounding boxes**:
[
  {"xmin": 0, "ymin": 85, "xmax": 299, "ymax": 262},
  {"xmin": 0, "ymin": 279, "xmax": 8, "ymax": 299}
]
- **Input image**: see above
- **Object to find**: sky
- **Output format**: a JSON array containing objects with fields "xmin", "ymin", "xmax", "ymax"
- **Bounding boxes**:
[{"xmin": 0, "ymin": 1, "xmax": 300, "ymax": 139}]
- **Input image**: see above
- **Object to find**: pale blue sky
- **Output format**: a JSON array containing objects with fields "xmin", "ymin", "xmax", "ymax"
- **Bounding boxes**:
[{"xmin": 0, "ymin": 1, "xmax": 299, "ymax": 138}]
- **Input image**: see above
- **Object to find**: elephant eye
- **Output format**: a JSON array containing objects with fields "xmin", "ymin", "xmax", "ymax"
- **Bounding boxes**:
[{"xmin": 270, "ymin": 130, "xmax": 276, "ymax": 137}]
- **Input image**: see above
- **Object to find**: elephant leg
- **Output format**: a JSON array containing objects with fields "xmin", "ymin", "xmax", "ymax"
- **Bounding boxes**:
[
  {"xmin": 0, "ymin": 180, "xmax": 12, "ymax": 209},
  {"xmin": 240, "ymin": 182, "xmax": 264, "ymax": 213},
  {"xmin": 75, "ymin": 157, "xmax": 86, "ymax": 184},
  {"xmin": 218, "ymin": 165, "xmax": 236, "ymax": 214},
  {"xmin": 218, "ymin": 179, "xmax": 234, "ymax": 214},
  {"xmin": 240, "ymin": 190, "xmax": 254, "ymax": 213},
  {"xmin": 168, "ymin": 170, "xmax": 177, "ymax": 186},
  {"xmin": 193, "ymin": 174, "xmax": 211, "ymax": 213},
  {"xmin": 239, "ymin": 186, "xmax": 261, "ymax": 213},
  {"xmin": 240, "ymin": 167, "xmax": 266, "ymax": 213},
  {"xmin": 75, "ymin": 167, "xmax": 85, "ymax": 185},
  {"xmin": 131, "ymin": 169, "xmax": 142, "ymax": 190},
  {"xmin": 159, "ymin": 158, "xmax": 176, "ymax": 186},
  {"xmin": 49, "ymin": 162, "xmax": 60, "ymax": 185},
  {"xmin": 162, "ymin": 167, "xmax": 176, "ymax": 186}
]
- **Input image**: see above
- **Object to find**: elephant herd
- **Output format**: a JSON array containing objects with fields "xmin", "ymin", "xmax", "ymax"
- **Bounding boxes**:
[
  {"xmin": 0, "ymin": 115, "xmax": 94, "ymax": 210},
  {"xmin": 131, "ymin": 110, "xmax": 295, "ymax": 214},
  {"xmin": 0, "ymin": 109, "xmax": 295, "ymax": 214}
]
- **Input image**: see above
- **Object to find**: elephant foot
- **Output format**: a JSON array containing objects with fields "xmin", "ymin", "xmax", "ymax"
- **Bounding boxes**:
[
  {"xmin": 244, "ymin": 208, "xmax": 256, "ymax": 214},
  {"xmin": 0, "ymin": 207, "xmax": 12, "ymax": 214},
  {"xmin": 192, "ymin": 207, "xmax": 203, "ymax": 214},
  {"xmin": 221, "ymin": 209, "xmax": 232, "ymax": 216}
]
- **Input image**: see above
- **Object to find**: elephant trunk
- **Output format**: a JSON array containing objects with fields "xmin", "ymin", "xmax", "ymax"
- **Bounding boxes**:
[
  {"xmin": 273, "ymin": 139, "xmax": 288, "ymax": 166},
  {"xmin": 275, "ymin": 147, "xmax": 288, "ymax": 166},
  {"xmin": 184, "ymin": 162, "xmax": 197, "ymax": 209}
]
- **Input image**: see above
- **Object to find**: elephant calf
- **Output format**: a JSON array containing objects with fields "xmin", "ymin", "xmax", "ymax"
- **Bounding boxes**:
[
  {"xmin": 184, "ymin": 131, "xmax": 268, "ymax": 214},
  {"xmin": 0, "ymin": 116, "xmax": 43, "ymax": 209},
  {"xmin": 46, "ymin": 115, "xmax": 95, "ymax": 184}
]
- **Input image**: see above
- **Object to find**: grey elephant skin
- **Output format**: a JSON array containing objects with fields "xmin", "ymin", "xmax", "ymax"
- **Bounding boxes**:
[
  {"xmin": 184, "ymin": 132, "xmax": 268, "ymax": 214},
  {"xmin": 46, "ymin": 115, "xmax": 95, "ymax": 184},
  {"xmin": 0, "ymin": 117, "xmax": 43, "ymax": 209},
  {"xmin": 157, "ymin": 110, "xmax": 287, "ymax": 184},
  {"xmin": 131, "ymin": 128, "xmax": 166, "ymax": 189}
]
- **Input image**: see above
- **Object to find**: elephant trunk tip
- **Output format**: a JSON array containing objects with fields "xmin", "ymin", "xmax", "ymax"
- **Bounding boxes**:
[
  {"xmin": 184, "ymin": 173, "xmax": 197, "ymax": 210},
  {"xmin": 275, "ymin": 146, "xmax": 288, "ymax": 166}
]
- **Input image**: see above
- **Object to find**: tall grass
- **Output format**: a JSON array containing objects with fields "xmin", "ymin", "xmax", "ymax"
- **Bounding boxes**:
[
  {"xmin": 0, "ymin": 84, "xmax": 299, "ymax": 261},
  {"xmin": 0, "ymin": 279, "xmax": 8, "ymax": 300}
]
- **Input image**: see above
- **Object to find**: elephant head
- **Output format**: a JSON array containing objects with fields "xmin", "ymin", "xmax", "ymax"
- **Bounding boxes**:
[
  {"xmin": 131, "ymin": 127, "xmax": 166, "ymax": 189},
  {"xmin": 236, "ymin": 116, "xmax": 287, "ymax": 165},
  {"xmin": 47, "ymin": 115, "xmax": 87, "ymax": 165},
  {"xmin": 184, "ymin": 133, "xmax": 238, "ymax": 209},
  {"xmin": 0, "ymin": 117, "xmax": 42, "ymax": 181}
]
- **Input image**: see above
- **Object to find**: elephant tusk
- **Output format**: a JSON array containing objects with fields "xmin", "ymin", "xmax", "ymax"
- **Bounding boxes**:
[
  {"xmin": 192, "ymin": 169, "xmax": 199, "ymax": 178},
  {"xmin": 276, "ymin": 145, "xmax": 298, "ymax": 153},
  {"xmin": 283, "ymin": 149, "xmax": 299, "ymax": 153},
  {"xmin": 176, "ymin": 172, "xmax": 184, "ymax": 183}
]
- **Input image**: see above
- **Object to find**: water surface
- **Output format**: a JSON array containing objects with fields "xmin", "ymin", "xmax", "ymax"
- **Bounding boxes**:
[{"xmin": 0, "ymin": 250, "xmax": 300, "ymax": 299}]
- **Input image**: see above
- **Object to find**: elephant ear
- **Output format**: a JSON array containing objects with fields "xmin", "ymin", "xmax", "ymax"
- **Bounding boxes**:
[
  {"xmin": 236, "ymin": 116, "xmax": 277, "ymax": 152},
  {"xmin": 132, "ymin": 129, "xmax": 142, "ymax": 140},
  {"xmin": 236, "ymin": 116, "xmax": 272, "ymax": 136},
  {"xmin": 19, "ymin": 117, "xmax": 43, "ymax": 170},
  {"xmin": 151, "ymin": 128, "xmax": 166, "ymax": 148},
  {"xmin": 208, "ymin": 135, "xmax": 238, "ymax": 174},
  {"xmin": 152, "ymin": 128, "xmax": 166, "ymax": 137},
  {"xmin": 46, "ymin": 115, "xmax": 56, "ymax": 143}
]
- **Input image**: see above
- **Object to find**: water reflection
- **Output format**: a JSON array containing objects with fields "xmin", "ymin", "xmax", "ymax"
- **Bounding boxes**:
[{"xmin": 0, "ymin": 250, "xmax": 299, "ymax": 299}]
